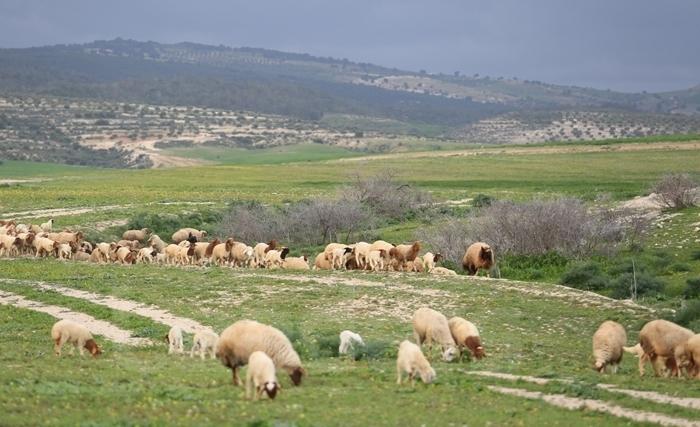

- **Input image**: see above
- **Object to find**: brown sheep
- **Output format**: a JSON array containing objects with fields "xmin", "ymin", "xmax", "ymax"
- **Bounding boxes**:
[
  {"xmin": 122, "ymin": 228, "xmax": 151, "ymax": 242},
  {"xmin": 638, "ymin": 319, "xmax": 694, "ymax": 377},
  {"xmin": 674, "ymin": 334, "xmax": 700, "ymax": 378},
  {"xmin": 313, "ymin": 252, "xmax": 332, "ymax": 270},
  {"xmin": 211, "ymin": 238, "xmax": 235, "ymax": 266},
  {"xmin": 253, "ymin": 239, "xmax": 278, "ymax": 268},
  {"xmin": 171, "ymin": 228, "xmax": 208, "ymax": 244},
  {"xmin": 462, "ymin": 242, "xmax": 495, "ymax": 276},
  {"xmin": 389, "ymin": 242, "xmax": 421, "ymax": 267}
]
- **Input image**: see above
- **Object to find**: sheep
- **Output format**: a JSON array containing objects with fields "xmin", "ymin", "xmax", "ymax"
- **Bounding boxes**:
[
  {"xmin": 95, "ymin": 242, "xmax": 111, "ymax": 262},
  {"xmin": 192, "ymin": 239, "xmax": 219, "ymax": 265},
  {"xmin": 230, "ymin": 242, "xmax": 254, "ymax": 268},
  {"xmin": 352, "ymin": 241, "xmax": 372, "ymax": 269},
  {"xmin": 136, "ymin": 247, "xmax": 158, "ymax": 264},
  {"xmin": 115, "ymin": 246, "xmax": 136, "ymax": 264},
  {"xmin": 51, "ymin": 319, "xmax": 101, "ymax": 357},
  {"xmin": 246, "ymin": 351, "xmax": 280, "ymax": 400},
  {"xmin": 282, "ymin": 255, "xmax": 310, "ymax": 270},
  {"xmin": 52, "ymin": 231, "xmax": 84, "ymax": 245},
  {"xmin": 313, "ymin": 252, "xmax": 333, "ymax": 270},
  {"xmin": 190, "ymin": 330, "xmax": 219, "ymax": 360},
  {"xmin": 264, "ymin": 247, "xmax": 289, "ymax": 269},
  {"xmin": 89, "ymin": 248, "xmax": 104, "ymax": 263},
  {"xmin": 405, "ymin": 258, "xmax": 424, "ymax": 273},
  {"xmin": 331, "ymin": 247, "xmax": 353, "ymax": 270},
  {"xmin": 423, "ymin": 252, "xmax": 443, "ymax": 273},
  {"xmin": 448, "ymin": 317, "xmax": 485, "ymax": 360},
  {"xmin": 57, "ymin": 243, "xmax": 73, "ymax": 260},
  {"xmin": 216, "ymin": 319, "xmax": 305, "ymax": 386},
  {"xmin": 430, "ymin": 266, "xmax": 458, "ymax": 276},
  {"xmin": 79, "ymin": 241, "xmax": 93, "ymax": 254},
  {"xmin": 116, "ymin": 239, "xmax": 140, "ymax": 250},
  {"xmin": 122, "ymin": 228, "xmax": 151, "ymax": 242},
  {"xmin": 389, "ymin": 241, "xmax": 421, "ymax": 271},
  {"xmin": 0, "ymin": 220, "xmax": 16, "ymax": 235},
  {"xmin": 412, "ymin": 307, "xmax": 459, "ymax": 362},
  {"xmin": 462, "ymin": 242, "xmax": 495, "ymax": 276},
  {"xmin": 338, "ymin": 330, "xmax": 365, "ymax": 355},
  {"xmin": 40, "ymin": 218, "xmax": 54, "ymax": 232},
  {"xmin": 14, "ymin": 223, "xmax": 29, "ymax": 234},
  {"xmin": 171, "ymin": 228, "xmax": 208, "ymax": 244},
  {"xmin": 253, "ymin": 239, "xmax": 278, "ymax": 268},
  {"xmin": 73, "ymin": 250, "xmax": 91, "ymax": 262},
  {"xmin": 164, "ymin": 241, "xmax": 193, "ymax": 265},
  {"xmin": 147, "ymin": 234, "xmax": 167, "ymax": 252},
  {"xmin": 0, "ymin": 234, "xmax": 22, "ymax": 257},
  {"xmin": 17, "ymin": 232, "xmax": 36, "ymax": 255},
  {"xmin": 211, "ymin": 238, "xmax": 235, "ymax": 266},
  {"xmin": 592, "ymin": 320, "xmax": 626, "ymax": 373},
  {"xmin": 637, "ymin": 319, "xmax": 694, "ymax": 377},
  {"xmin": 33, "ymin": 236, "xmax": 59, "ymax": 258},
  {"xmin": 396, "ymin": 340, "xmax": 436, "ymax": 385},
  {"xmin": 674, "ymin": 334, "xmax": 700, "ymax": 378},
  {"xmin": 366, "ymin": 249, "xmax": 387, "ymax": 272},
  {"xmin": 323, "ymin": 242, "xmax": 347, "ymax": 262},
  {"xmin": 166, "ymin": 326, "xmax": 185, "ymax": 354}
]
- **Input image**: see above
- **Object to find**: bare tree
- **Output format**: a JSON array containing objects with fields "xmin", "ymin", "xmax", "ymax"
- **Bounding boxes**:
[{"xmin": 651, "ymin": 173, "xmax": 698, "ymax": 209}]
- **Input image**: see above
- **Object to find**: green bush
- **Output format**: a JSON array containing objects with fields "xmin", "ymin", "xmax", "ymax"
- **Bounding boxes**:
[
  {"xmin": 684, "ymin": 278, "xmax": 700, "ymax": 299},
  {"xmin": 669, "ymin": 262, "xmax": 692, "ymax": 273},
  {"xmin": 350, "ymin": 340, "xmax": 393, "ymax": 361},
  {"xmin": 691, "ymin": 250, "xmax": 700, "ymax": 261},
  {"xmin": 674, "ymin": 299, "xmax": 700, "ymax": 330},
  {"xmin": 472, "ymin": 194, "xmax": 494, "ymax": 208},
  {"xmin": 609, "ymin": 272, "xmax": 665, "ymax": 299},
  {"xmin": 560, "ymin": 262, "xmax": 609, "ymax": 291},
  {"xmin": 501, "ymin": 252, "xmax": 570, "ymax": 282}
]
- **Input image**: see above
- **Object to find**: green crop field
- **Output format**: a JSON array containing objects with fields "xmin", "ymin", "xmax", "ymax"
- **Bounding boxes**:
[{"xmin": 1, "ymin": 136, "xmax": 700, "ymax": 426}]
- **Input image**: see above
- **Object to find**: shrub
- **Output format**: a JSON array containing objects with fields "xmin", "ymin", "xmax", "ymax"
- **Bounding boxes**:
[
  {"xmin": 684, "ymin": 278, "xmax": 700, "ymax": 299},
  {"xmin": 609, "ymin": 271, "xmax": 665, "ymax": 300},
  {"xmin": 472, "ymin": 194, "xmax": 494, "ymax": 208},
  {"xmin": 669, "ymin": 262, "xmax": 692, "ymax": 273},
  {"xmin": 651, "ymin": 173, "xmax": 698, "ymax": 209},
  {"xmin": 500, "ymin": 252, "xmax": 569, "ymax": 282},
  {"xmin": 691, "ymin": 250, "xmax": 700, "ymax": 261},
  {"xmin": 350, "ymin": 340, "xmax": 393, "ymax": 361},
  {"xmin": 415, "ymin": 218, "xmax": 471, "ymax": 265},
  {"xmin": 560, "ymin": 262, "xmax": 609, "ymax": 291},
  {"xmin": 674, "ymin": 299, "xmax": 700, "ymax": 330}
]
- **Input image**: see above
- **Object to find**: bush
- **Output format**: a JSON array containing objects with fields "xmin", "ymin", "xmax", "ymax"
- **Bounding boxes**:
[
  {"xmin": 350, "ymin": 340, "xmax": 393, "ymax": 361},
  {"xmin": 472, "ymin": 194, "xmax": 494, "ymax": 208},
  {"xmin": 669, "ymin": 262, "xmax": 692, "ymax": 273},
  {"xmin": 560, "ymin": 262, "xmax": 609, "ymax": 291},
  {"xmin": 500, "ymin": 252, "xmax": 569, "ymax": 282},
  {"xmin": 684, "ymin": 278, "xmax": 700, "ymax": 299},
  {"xmin": 691, "ymin": 250, "xmax": 700, "ymax": 261},
  {"xmin": 674, "ymin": 299, "xmax": 700, "ymax": 330},
  {"xmin": 609, "ymin": 271, "xmax": 665, "ymax": 300},
  {"xmin": 651, "ymin": 173, "xmax": 698, "ymax": 209}
]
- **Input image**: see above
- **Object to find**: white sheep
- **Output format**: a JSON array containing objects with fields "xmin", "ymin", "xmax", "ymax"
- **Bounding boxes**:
[
  {"xmin": 147, "ymin": 234, "xmax": 167, "ymax": 252},
  {"xmin": 231, "ymin": 242, "xmax": 254, "ymax": 268},
  {"xmin": 136, "ymin": 247, "xmax": 158, "ymax": 264},
  {"xmin": 282, "ymin": 255, "xmax": 310, "ymax": 270},
  {"xmin": 264, "ymin": 247, "xmax": 289, "ymax": 269},
  {"xmin": 57, "ymin": 243, "xmax": 73, "ymax": 260},
  {"xmin": 448, "ymin": 316, "xmax": 485, "ymax": 360},
  {"xmin": 338, "ymin": 330, "xmax": 365, "ymax": 355},
  {"xmin": 352, "ymin": 241, "xmax": 372, "ymax": 269},
  {"xmin": 331, "ymin": 247, "xmax": 353, "ymax": 270},
  {"xmin": 253, "ymin": 240, "xmax": 278, "ymax": 268},
  {"xmin": 40, "ymin": 218, "xmax": 54, "ymax": 232},
  {"xmin": 396, "ymin": 340, "xmax": 435, "ymax": 385},
  {"xmin": 166, "ymin": 326, "xmax": 184, "ymax": 354},
  {"xmin": 412, "ymin": 307, "xmax": 459, "ymax": 362},
  {"xmin": 216, "ymin": 319, "xmax": 305, "ymax": 386},
  {"xmin": 430, "ymin": 266, "xmax": 458, "ymax": 276},
  {"xmin": 246, "ymin": 351, "xmax": 280, "ymax": 400},
  {"xmin": 423, "ymin": 252, "xmax": 443, "ymax": 273},
  {"xmin": 190, "ymin": 330, "xmax": 219, "ymax": 360},
  {"xmin": 51, "ymin": 319, "xmax": 101, "ymax": 357},
  {"xmin": 0, "ymin": 234, "xmax": 21, "ymax": 257},
  {"xmin": 592, "ymin": 320, "xmax": 627, "ymax": 373},
  {"xmin": 366, "ymin": 249, "xmax": 386, "ymax": 272}
]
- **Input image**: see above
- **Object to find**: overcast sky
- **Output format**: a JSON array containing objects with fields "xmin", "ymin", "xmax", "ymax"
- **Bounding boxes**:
[{"xmin": 0, "ymin": 0, "xmax": 698, "ymax": 93}]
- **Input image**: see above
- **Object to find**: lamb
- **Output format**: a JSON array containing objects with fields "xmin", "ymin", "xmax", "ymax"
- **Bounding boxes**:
[
  {"xmin": 95, "ymin": 242, "xmax": 112, "ymax": 262},
  {"xmin": 190, "ymin": 330, "xmax": 219, "ymax": 360},
  {"xmin": 0, "ymin": 234, "xmax": 22, "ymax": 257},
  {"xmin": 122, "ymin": 228, "xmax": 151, "ymax": 242},
  {"xmin": 246, "ymin": 351, "xmax": 280, "ymax": 400},
  {"xmin": 57, "ymin": 243, "xmax": 73, "ymax": 260},
  {"xmin": 423, "ymin": 252, "xmax": 443, "ymax": 273},
  {"xmin": 313, "ymin": 252, "xmax": 332, "ymax": 270},
  {"xmin": 405, "ymin": 258, "xmax": 424, "ymax": 273},
  {"xmin": 115, "ymin": 246, "xmax": 136, "ymax": 264},
  {"xmin": 33, "ymin": 236, "xmax": 59, "ymax": 258},
  {"xmin": 282, "ymin": 255, "xmax": 310, "ymax": 270},
  {"xmin": 412, "ymin": 307, "xmax": 459, "ymax": 361},
  {"xmin": 323, "ymin": 243, "xmax": 347, "ymax": 263},
  {"xmin": 89, "ymin": 248, "xmax": 104, "ymax": 263},
  {"xmin": 352, "ymin": 241, "xmax": 372, "ymax": 269},
  {"xmin": 396, "ymin": 340, "xmax": 436, "ymax": 385},
  {"xmin": 136, "ymin": 247, "xmax": 158, "ymax": 264},
  {"xmin": 462, "ymin": 242, "xmax": 495, "ymax": 276},
  {"xmin": 331, "ymin": 247, "xmax": 353, "ymax": 270},
  {"xmin": 171, "ymin": 228, "xmax": 208, "ymax": 244},
  {"xmin": 366, "ymin": 249, "xmax": 387, "ymax": 272},
  {"xmin": 230, "ymin": 242, "xmax": 254, "ymax": 268},
  {"xmin": 389, "ymin": 241, "xmax": 421, "ymax": 271},
  {"xmin": 430, "ymin": 266, "xmax": 458, "ymax": 276},
  {"xmin": 79, "ymin": 241, "xmax": 93, "ymax": 254},
  {"xmin": 164, "ymin": 241, "xmax": 194, "ymax": 265},
  {"xmin": 166, "ymin": 326, "xmax": 184, "ymax": 354},
  {"xmin": 253, "ymin": 239, "xmax": 278, "ymax": 268},
  {"xmin": 211, "ymin": 238, "xmax": 235, "ymax": 266},
  {"xmin": 147, "ymin": 234, "xmax": 167, "ymax": 252},
  {"xmin": 264, "ymin": 247, "xmax": 289, "ymax": 269},
  {"xmin": 674, "ymin": 334, "xmax": 700, "ymax": 378},
  {"xmin": 637, "ymin": 319, "xmax": 694, "ymax": 377},
  {"xmin": 51, "ymin": 319, "xmax": 101, "ymax": 357},
  {"xmin": 448, "ymin": 317, "xmax": 485, "ymax": 360},
  {"xmin": 592, "ymin": 320, "xmax": 626, "ymax": 373},
  {"xmin": 17, "ymin": 232, "xmax": 36, "ymax": 255},
  {"xmin": 40, "ymin": 218, "xmax": 54, "ymax": 232},
  {"xmin": 338, "ymin": 330, "xmax": 365, "ymax": 355},
  {"xmin": 216, "ymin": 319, "xmax": 305, "ymax": 386}
]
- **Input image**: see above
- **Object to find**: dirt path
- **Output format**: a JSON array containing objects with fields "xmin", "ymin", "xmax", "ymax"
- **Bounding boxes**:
[
  {"xmin": 1, "ymin": 205, "xmax": 127, "ymax": 219},
  {"xmin": 489, "ymin": 385, "xmax": 699, "ymax": 427},
  {"xmin": 0, "ymin": 289, "xmax": 149, "ymax": 345},
  {"xmin": 0, "ymin": 278, "xmax": 213, "ymax": 334},
  {"xmin": 468, "ymin": 371, "xmax": 700, "ymax": 411}
]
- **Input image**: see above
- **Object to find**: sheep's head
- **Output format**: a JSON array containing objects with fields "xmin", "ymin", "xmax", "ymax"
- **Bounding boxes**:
[
  {"xmin": 480, "ymin": 245, "xmax": 493, "ymax": 262},
  {"xmin": 434, "ymin": 253, "xmax": 443, "ymax": 263},
  {"xmin": 267, "ymin": 239, "xmax": 278, "ymax": 250},
  {"xmin": 179, "ymin": 241, "xmax": 191, "ymax": 248},
  {"xmin": 343, "ymin": 247, "xmax": 353, "ymax": 255},
  {"xmin": 594, "ymin": 360, "xmax": 605, "ymax": 372},
  {"xmin": 389, "ymin": 247, "xmax": 398, "ymax": 258},
  {"xmin": 442, "ymin": 346, "xmax": 459, "ymax": 362},
  {"xmin": 200, "ymin": 230, "xmax": 208, "ymax": 238},
  {"xmin": 280, "ymin": 247, "xmax": 290, "ymax": 259},
  {"xmin": 85, "ymin": 339, "xmax": 102, "ymax": 357},
  {"xmin": 419, "ymin": 367, "xmax": 436, "ymax": 384},
  {"xmin": 75, "ymin": 231, "xmax": 84, "ymax": 241},
  {"xmin": 378, "ymin": 249, "xmax": 386, "ymax": 258},
  {"xmin": 187, "ymin": 232, "xmax": 197, "ymax": 244},
  {"xmin": 289, "ymin": 367, "xmax": 305, "ymax": 386},
  {"xmin": 262, "ymin": 381, "xmax": 279, "ymax": 399}
]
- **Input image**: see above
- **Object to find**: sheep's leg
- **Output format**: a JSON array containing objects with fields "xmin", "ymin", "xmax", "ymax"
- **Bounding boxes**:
[
  {"xmin": 396, "ymin": 364, "xmax": 403, "ymax": 384},
  {"xmin": 200, "ymin": 346, "xmax": 206, "ymax": 360},
  {"xmin": 190, "ymin": 342, "xmax": 197, "ymax": 358},
  {"xmin": 245, "ymin": 375, "xmax": 253, "ymax": 399},
  {"xmin": 232, "ymin": 366, "xmax": 241, "ymax": 386},
  {"xmin": 54, "ymin": 337, "xmax": 65, "ymax": 356}
]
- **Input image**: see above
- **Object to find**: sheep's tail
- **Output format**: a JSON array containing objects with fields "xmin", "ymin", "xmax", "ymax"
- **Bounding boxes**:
[{"xmin": 623, "ymin": 344, "xmax": 643, "ymax": 357}]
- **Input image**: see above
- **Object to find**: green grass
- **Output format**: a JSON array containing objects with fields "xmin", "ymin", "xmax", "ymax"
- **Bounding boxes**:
[
  {"xmin": 0, "ymin": 259, "xmax": 696, "ymax": 426},
  {"xmin": 162, "ymin": 143, "xmax": 363, "ymax": 165}
]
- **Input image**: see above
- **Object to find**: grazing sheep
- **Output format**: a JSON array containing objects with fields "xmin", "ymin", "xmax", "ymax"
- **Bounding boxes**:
[
  {"xmin": 116, "ymin": 239, "xmax": 140, "ymax": 250},
  {"xmin": 171, "ymin": 228, "xmax": 208, "ymax": 244},
  {"xmin": 331, "ymin": 247, "xmax": 353, "ymax": 270},
  {"xmin": 0, "ymin": 234, "xmax": 22, "ymax": 257},
  {"xmin": 412, "ymin": 307, "xmax": 459, "ymax": 362},
  {"xmin": 166, "ymin": 326, "xmax": 185, "ymax": 354},
  {"xmin": 313, "ymin": 252, "xmax": 333, "ymax": 270},
  {"xmin": 338, "ymin": 330, "xmax": 365, "ymax": 355},
  {"xmin": 246, "ymin": 351, "xmax": 280, "ymax": 400},
  {"xmin": 136, "ymin": 247, "xmax": 158, "ymax": 264},
  {"xmin": 40, "ymin": 218, "xmax": 54, "ymax": 232},
  {"xmin": 230, "ymin": 242, "xmax": 254, "ymax": 268},
  {"xmin": 674, "ymin": 334, "xmax": 700, "ymax": 378},
  {"xmin": 448, "ymin": 317, "xmax": 485, "ymax": 360},
  {"xmin": 190, "ymin": 330, "xmax": 219, "ymax": 360},
  {"xmin": 51, "ymin": 319, "xmax": 101, "ymax": 357},
  {"xmin": 283, "ymin": 255, "xmax": 310, "ymax": 270},
  {"xmin": 430, "ymin": 266, "xmax": 458, "ymax": 276},
  {"xmin": 423, "ymin": 252, "xmax": 443, "ymax": 273},
  {"xmin": 147, "ymin": 234, "xmax": 166, "ymax": 252},
  {"xmin": 323, "ymin": 243, "xmax": 347, "ymax": 262},
  {"xmin": 367, "ymin": 249, "xmax": 387, "ymax": 272},
  {"xmin": 57, "ymin": 243, "xmax": 73, "ymax": 260},
  {"xmin": 216, "ymin": 319, "xmax": 305, "ymax": 386},
  {"xmin": 352, "ymin": 242, "xmax": 372, "ymax": 269},
  {"xmin": 115, "ymin": 246, "xmax": 136, "ymax": 264},
  {"xmin": 122, "ymin": 228, "xmax": 151, "ymax": 242},
  {"xmin": 95, "ymin": 242, "xmax": 111, "ymax": 262},
  {"xmin": 73, "ymin": 250, "xmax": 91, "ymax": 262},
  {"xmin": 192, "ymin": 240, "xmax": 219, "ymax": 265},
  {"xmin": 264, "ymin": 247, "xmax": 289, "ymax": 269},
  {"xmin": 389, "ymin": 241, "xmax": 421, "ymax": 271},
  {"xmin": 592, "ymin": 320, "xmax": 627, "ymax": 373},
  {"xmin": 396, "ymin": 340, "xmax": 436, "ymax": 385},
  {"xmin": 211, "ymin": 238, "xmax": 235, "ymax": 266},
  {"xmin": 253, "ymin": 240, "xmax": 278, "ymax": 268},
  {"xmin": 638, "ymin": 319, "xmax": 694, "ymax": 377},
  {"xmin": 33, "ymin": 236, "xmax": 59, "ymax": 258},
  {"xmin": 462, "ymin": 242, "xmax": 495, "ymax": 276}
]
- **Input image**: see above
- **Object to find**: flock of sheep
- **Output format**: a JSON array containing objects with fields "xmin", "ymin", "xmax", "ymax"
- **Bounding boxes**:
[{"xmin": 0, "ymin": 220, "xmax": 496, "ymax": 277}]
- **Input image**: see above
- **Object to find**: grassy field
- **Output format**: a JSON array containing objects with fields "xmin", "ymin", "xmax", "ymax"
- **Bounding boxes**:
[
  {"xmin": 1, "ymin": 259, "xmax": 697, "ymax": 426},
  {"xmin": 161, "ymin": 143, "xmax": 363, "ymax": 165}
]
